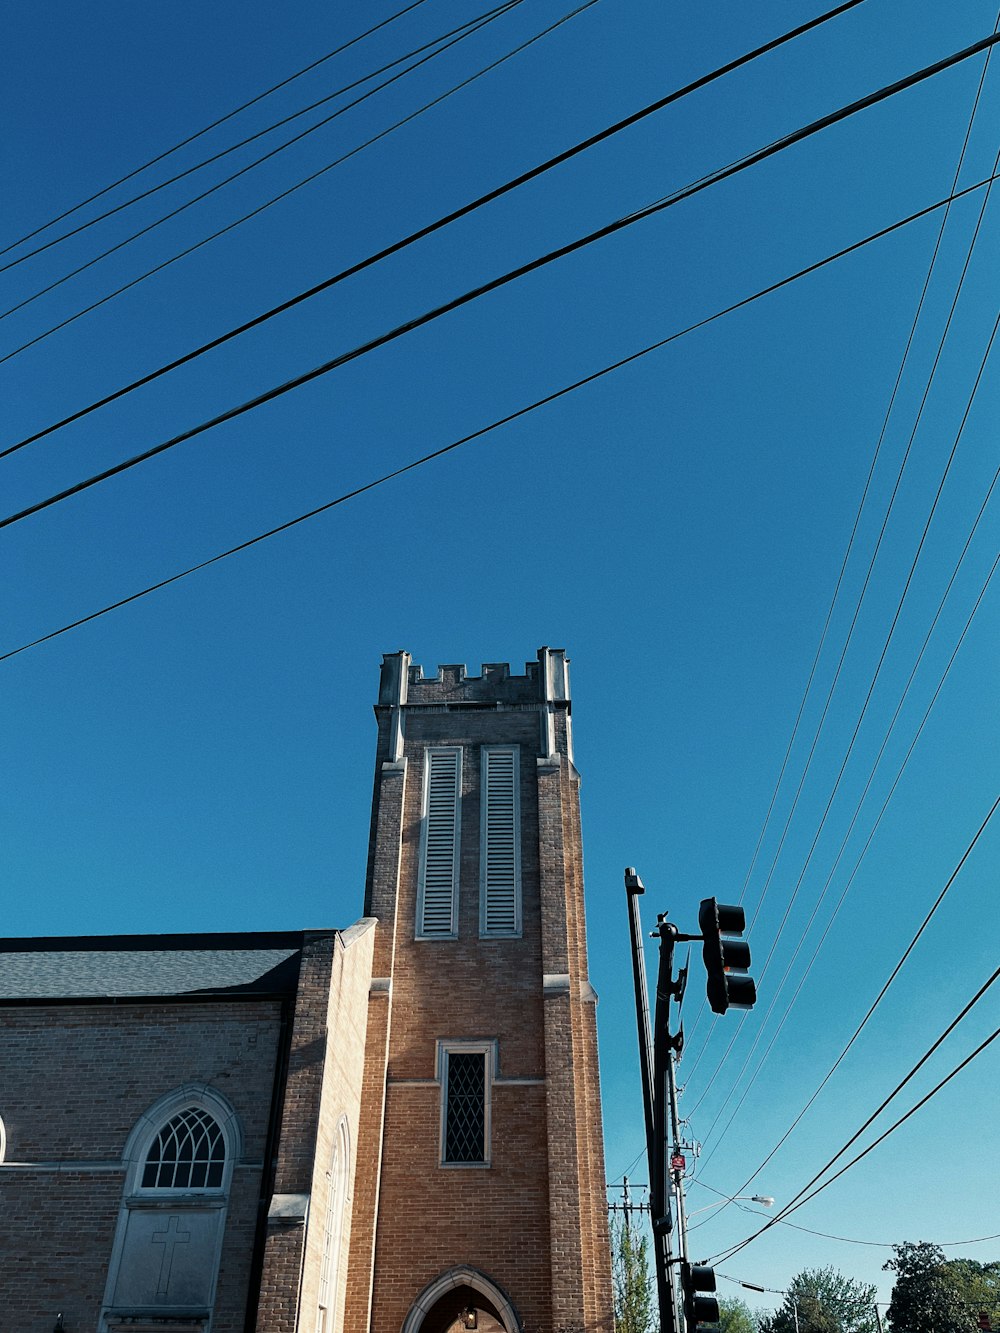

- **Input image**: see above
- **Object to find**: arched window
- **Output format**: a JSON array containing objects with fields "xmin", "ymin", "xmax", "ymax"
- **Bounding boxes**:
[
  {"xmin": 100, "ymin": 1085, "xmax": 241, "ymax": 1330},
  {"xmin": 141, "ymin": 1106, "xmax": 226, "ymax": 1191},
  {"xmin": 0, "ymin": 1114, "xmax": 6, "ymax": 1164},
  {"xmin": 316, "ymin": 1116, "xmax": 350, "ymax": 1333}
]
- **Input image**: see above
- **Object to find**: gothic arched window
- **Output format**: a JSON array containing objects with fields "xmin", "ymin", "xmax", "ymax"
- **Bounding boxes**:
[
  {"xmin": 141, "ymin": 1106, "xmax": 226, "ymax": 1191},
  {"xmin": 100, "ymin": 1085, "xmax": 241, "ymax": 1331},
  {"xmin": 316, "ymin": 1116, "xmax": 350, "ymax": 1333}
]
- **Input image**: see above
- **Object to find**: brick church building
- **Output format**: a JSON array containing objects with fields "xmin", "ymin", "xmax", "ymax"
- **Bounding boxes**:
[{"xmin": 0, "ymin": 648, "xmax": 614, "ymax": 1333}]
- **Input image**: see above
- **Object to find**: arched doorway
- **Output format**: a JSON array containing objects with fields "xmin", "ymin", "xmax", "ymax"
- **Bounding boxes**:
[{"xmin": 401, "ymin": 1267, "xmax": 522, "ymax": 1333}]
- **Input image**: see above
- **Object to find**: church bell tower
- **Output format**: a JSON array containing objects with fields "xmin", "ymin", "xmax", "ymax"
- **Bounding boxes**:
[{"xmin": 345, "ymin": 648, "xmax": 613, "ymax": 1333}]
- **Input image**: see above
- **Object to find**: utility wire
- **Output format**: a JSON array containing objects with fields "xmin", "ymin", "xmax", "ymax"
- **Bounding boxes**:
[
  {"xmin": 684, "ymin": 110, "xmax": 1000, "ymax": 1116},
  {"xmin": 0, "ymin": 0, "xmax": 516, "ymax": 275},
  {"xmin": 0, "ymin": 0, "xmax": 434, "ymax": 259},
  {"xmin": 0, "ymin": 172, "xmax": 993, "ymax": 663},
  {"xmin": 722, "ymin": 1212, "xmax": 1000, "ymax": 1249},
  {"xmin": 695, "ymin": 466, "xmax": 1000, "ymax": 1175},
  {"xmin": 0, "ymin": 0, "xmax": 872, "ymax": 456},
  {"xmin": 687, "ymin": 539, "xmax": 1000, "ymax": 1225},
  {"xmin": 735, "ymin": 7, "xmax": 1000, "ymax": 928},
  {"xmin": 686, "ymin": 263, "xmax": 1000, "ymax": 1125},
  {"xmin": 710, "ymin": 922, "xmax": 1000, "ymax": 1264},
  {"xmin": 600, "ymin": 14, "xmax": 999, "ymax": 1075},
  {"xmin": 0, "ymin": 0, "xmax": 523, "ymax": 327},
  {"xmin": 0, "ymin": 0, "xmax": 591, "ymax": 371},
  {"xmin": 3, "ymin": 33, "xmax": 996, "ymax": 532},
  {"xmin": 746, "ymin": 127, "xmax": 1000, "ymax": 950}
]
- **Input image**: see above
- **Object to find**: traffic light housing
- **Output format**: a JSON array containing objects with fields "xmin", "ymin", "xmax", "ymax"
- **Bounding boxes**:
[
  {"xmin": 699, "ymin": 897, "xmax": 756, "ymax": 1015},
  {"xmin": 681, "ymin": 1262, "xmax": 720, "ymax": 1330}
]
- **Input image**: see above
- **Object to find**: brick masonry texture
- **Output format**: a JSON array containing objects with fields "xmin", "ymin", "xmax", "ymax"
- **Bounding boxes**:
[
  {"xmin": 348, "ymin": 651, "xmax": 614, "ymax": 1333},
  {"xmin": 0, "ymin": 999, "xmax": 281, "ymax": 1331},
  {"xmin": 0, "ymin": 922, "xmax": 375, "ymax": 1333}
]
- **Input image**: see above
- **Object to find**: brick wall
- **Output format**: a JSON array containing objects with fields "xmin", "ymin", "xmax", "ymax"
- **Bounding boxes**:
[
  {"xmin": 0, "ymin": 999, "xmax": 281, "ymax": 1331},
  {"xmin": 348, "ymin": 652, "xmax": 613, "ymax": 1333}
]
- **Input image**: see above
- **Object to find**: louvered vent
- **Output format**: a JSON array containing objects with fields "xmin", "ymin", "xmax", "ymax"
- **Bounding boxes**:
[
  {"xmin": 481, "ymin": 747, "xmax": 520, "ymax": 935},
  {"xmin": 418, "ymin": 748, "xmax": 461, "ymax": 937}
]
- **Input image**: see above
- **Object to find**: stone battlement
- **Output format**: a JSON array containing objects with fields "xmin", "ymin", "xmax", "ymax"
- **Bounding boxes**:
[{"xmin": 378, "ymin": 647, "xmax": 570, "ymax": 709}]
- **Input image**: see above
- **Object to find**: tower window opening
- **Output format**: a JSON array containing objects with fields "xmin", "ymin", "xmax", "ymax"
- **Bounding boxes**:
[{"xmin": 439, "ymin": 1043, "xmax": 493, "ymax": 1166}]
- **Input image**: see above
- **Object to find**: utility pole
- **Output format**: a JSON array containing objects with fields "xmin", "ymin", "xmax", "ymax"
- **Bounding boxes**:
[
  {"xmin": 626, "ymin": 870, "xmax": 678, "ymax": 1333},
  {"xmin": 625, "ymin": 868, "xmax": 758, "ymax": 1333},
  {"xmin": 607, "ymin": 1176, "xmax": 652, "ymax": 1223}
]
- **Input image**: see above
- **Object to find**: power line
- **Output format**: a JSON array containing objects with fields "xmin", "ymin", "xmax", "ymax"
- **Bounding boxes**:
[
  {"xmin": 735, "ymin": 8, "xmax": 1000, "ymax": 929},
  {"xmin": 687, "ymin": 281, "xmax": 1000, "ymax": 1133},
  {"xmin": 688, "ymin": 88, "xmax": 1000, "ymax": 1119},
  {"xmin": 0, "ymin": 0, "xmax": 434, "ymax": 260},
  {"xmin": 743, "ymin": 126, "xmax": 1000, "ymax": 948},
  {"xmin": 0, "ymin": 0, "xmax": 523, "ymax": 327},
  {"xmin": 0, "ymin": 0, "xmax": 591, "ymax": 371},
  {"xmin": 0, "ymin": 173, "xmax": 992, "ymax": 662},
  {"xmin": 4, "ymin": 33, "xmax": 996, "ymax": 532},
  {"xmin": 724, "ymin": 1213, "xmax": 1000, "ymax": 1249},
  {"xmin": 0, "ymin": 0, "xmax": 516, "ymax": 276},
  {"xmin": 687, "ymin": 540, "xmax": 1000, "ymax": 1224},
  {"xmin": 571, "ymin": 14, "xmax": 1000, "ymax": 1087},
  {"xmin": 0, "ymin": 0, "xmax": 872, "ymax": 455},
  {"xmin": 694, "ymin": 465, "xmax": 1000, "ymax": 1176},
  {"xmin": 709, "ymin": 922, "xmax": 1000, "ymax": 1264}
]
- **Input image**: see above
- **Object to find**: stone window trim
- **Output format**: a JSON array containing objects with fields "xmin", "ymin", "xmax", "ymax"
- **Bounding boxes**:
[
  {"xmin": 123, "ymin": 1084, "xmax": 243, "ymax": 1199},
  {"xmin": 415, "ymin": 746, "xmax": 463, "ymax": 941},
  {"xmin": 401, "ymin": 1265, "xmax": 522, "ymax": 1333},
  {"xmin": 436, "ymin": 1039, "xmax": 496, "ymax": 1169},
  {"xmin": 0, "ymin": 1113, "xmax": 5, "ymax": 1164}
]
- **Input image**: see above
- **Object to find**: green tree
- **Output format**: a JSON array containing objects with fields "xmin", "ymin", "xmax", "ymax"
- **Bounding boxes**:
[
  {"xmin": 611, "ymin": 1213, "xmax": 656, "ymax": 1333},
  {"xmin": 718, "ymin": 1295, "xmax": 759, "ymax": 1333},
  {"xmin": 759, "ymin": 1267, "xmax": 878, "ymax": 1333},
  {"xmin": 885, "ymin": 1242, "xmax": 1000, "ymax": 1333}
]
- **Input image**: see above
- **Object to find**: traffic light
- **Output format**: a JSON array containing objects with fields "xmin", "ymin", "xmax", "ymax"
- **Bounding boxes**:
[
  {"xmin": 681, "ymin": 1262, "xmax": 720, "ymax": 1330},
  {"xmin": 699, "ymin": 897, "xmax": 756, "ymax": 1015}
]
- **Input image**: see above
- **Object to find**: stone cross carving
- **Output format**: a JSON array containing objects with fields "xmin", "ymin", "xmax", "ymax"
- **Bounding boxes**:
[{"xmin": 151, "ymin": 1214, "xmax": 191, "ymax": 1295}]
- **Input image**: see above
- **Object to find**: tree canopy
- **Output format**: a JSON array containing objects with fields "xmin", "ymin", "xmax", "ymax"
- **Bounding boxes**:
[
  {"xmin": 759, "ymin": 1267, "xmax": 878, "ymax": 1333},
  {"xmin": 611, "ymin": 1214, "xmax": 656, "ymax": 1333},
  {"xmin": 885, "ymin": 1241, "xmax": 1000, "ymax": 1333},
  {"xmin": 719, "ymin": 1295, "xmax": 759, "ymax": 1333}
]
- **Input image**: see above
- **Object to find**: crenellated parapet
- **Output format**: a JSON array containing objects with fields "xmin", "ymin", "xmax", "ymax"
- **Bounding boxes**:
[{"xmin": 376, "ymin": 647, "xmax": 572, "ymax": 761}]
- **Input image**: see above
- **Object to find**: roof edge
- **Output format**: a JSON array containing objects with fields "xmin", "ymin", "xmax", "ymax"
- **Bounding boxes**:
[
  {"xmin": 336, "ymin": 916, "xmax": 378, "ymax": 949},
  {"xmin": 0, "ymin": 929, "xmax": 314, "ymax": 953}
]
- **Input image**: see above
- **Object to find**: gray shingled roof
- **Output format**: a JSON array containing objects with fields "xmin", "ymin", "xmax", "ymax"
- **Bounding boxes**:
[{"xmin": 0, "ymin": 944, "xmax": 301, "ymax": 1000}]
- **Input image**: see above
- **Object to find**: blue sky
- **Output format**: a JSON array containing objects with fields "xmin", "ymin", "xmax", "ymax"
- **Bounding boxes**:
[{"xmin": 3, "ymin": 0, "xmax": 999, "ymax": 1308}]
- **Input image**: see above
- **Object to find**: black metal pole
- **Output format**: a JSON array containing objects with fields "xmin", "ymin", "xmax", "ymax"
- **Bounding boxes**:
[
  {"xmin": 653, "ymin": 917, "xmax": 682, "ymax": 1333},
  {"xmin": 625, "ymin": 869, "xmax": 678, "ymax": 1333}
]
